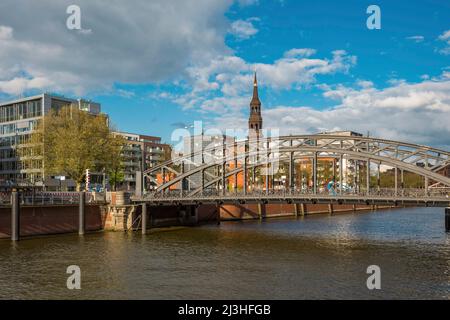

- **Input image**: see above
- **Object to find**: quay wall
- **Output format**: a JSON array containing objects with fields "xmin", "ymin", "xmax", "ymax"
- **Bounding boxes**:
[
  {"xmin": 0, "ymin": 201, "xmax": 395, "ymax": 239},
  {"xmin": 0, "ymin": 205, "xmax": 105, "ymax": 239},
  {"xmin": 104, "ymin": 204, "xmax": 218, "ymax": 231},
  {"xmin": 219, "ymin": 203, "xmax": 393, "ymax": 220},
  {"xmin": 0, "ymin": 203, "xmax": 216, "ymax": 238}
]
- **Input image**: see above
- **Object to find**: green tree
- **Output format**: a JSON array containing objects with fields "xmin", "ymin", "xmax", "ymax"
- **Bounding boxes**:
[
  {"xmin": 107, "ymin": 140, "xmax": 125, "ymax": 191},
  {"xmin": 30, "ymin": 105, "xmax": 124, "ymax": 191}
]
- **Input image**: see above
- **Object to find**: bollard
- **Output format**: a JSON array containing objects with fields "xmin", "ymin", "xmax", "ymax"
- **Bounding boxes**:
[
  {"xmin": 11, "ymin": 191, "xmax": 20, "ymax": 241},
  {"xmin": 446, "ymin": 208, "xmax": 450, "ymax": 232},
  {"xmin": 79, "ymin": 191, "xmax": 85, "ymax": 235},
  {"xmin": 141, "ymin": 203, "xmax": 147, "ymax": 235}
]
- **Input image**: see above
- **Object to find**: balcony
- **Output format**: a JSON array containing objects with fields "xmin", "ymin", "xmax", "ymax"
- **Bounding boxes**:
[
  {"xmin": 122, "ymin": 161, "xmax": 140, "ymax": 168},
  {"xmin": 147, "ymin": 155, "xmax": 162, "ymax": 161},
  {"xmin": 147, "ymin": 148, "xmax": 163, "ymax": 154}
]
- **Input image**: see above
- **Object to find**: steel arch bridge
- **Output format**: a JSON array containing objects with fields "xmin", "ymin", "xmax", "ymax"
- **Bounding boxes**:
[{"xmin": 139, "ymin": 134, "xmax": 450, "ymax": 207}]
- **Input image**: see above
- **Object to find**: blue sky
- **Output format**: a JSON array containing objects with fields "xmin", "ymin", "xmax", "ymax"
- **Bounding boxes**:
[{"xmin": 0, "ymin": 0, "xmax": 449, "ymax": 147}]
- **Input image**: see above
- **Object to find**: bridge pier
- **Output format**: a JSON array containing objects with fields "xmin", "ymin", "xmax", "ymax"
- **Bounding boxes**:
[
  {"xmin": 257, "ymin": 203, "xmax": 265, "ymax": 220},
  {"xmin": 301, "ymin": 203, "xmax": 306, "ymax": 216},
  {"xmin": 11, "ymin": 191, "xmax": 20, "ymax": 241},
  {"xmin": 446, "ymin": 208, "xmax": 450, "ymax": 232},
  {"xmin": 328, "ymin": 204, "xmax": 334, "ymax": 215},
  {"xmin": 216, "ymin": 203, "xmax": 221, "ymax": 225},
  {"xmin": 141, "ymin": 203, "xmax": 147, "ymax": 235},
  {"xmin": 293, "ymin": 203, "xmax": 306, "ymax": 217}
]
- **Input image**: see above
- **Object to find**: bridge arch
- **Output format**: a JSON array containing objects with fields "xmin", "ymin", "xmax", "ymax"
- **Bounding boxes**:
[{"xmin": 143, "ymin": 135, "xmax": 450, "ymax": 198}]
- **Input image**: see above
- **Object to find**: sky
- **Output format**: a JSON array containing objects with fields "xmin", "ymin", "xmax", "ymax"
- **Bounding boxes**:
[{"xmin": 0, "ymin": 0, "xmax": 449, "ymax": 148}]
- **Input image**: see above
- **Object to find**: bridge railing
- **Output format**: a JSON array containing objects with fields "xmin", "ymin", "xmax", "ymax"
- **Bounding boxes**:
[
  {"xmin": 366, "ymin": 188, "xmax": 450, "ymax": 198},
  {"xmin": 142, "ymin": 188, "xmax": 450, "ymax": 201}
]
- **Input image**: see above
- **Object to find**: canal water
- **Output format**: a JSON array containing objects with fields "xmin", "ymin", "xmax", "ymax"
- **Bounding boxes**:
[{"xmin": 0, "ymin": 207, "xmax": 449, "ymax": 299}]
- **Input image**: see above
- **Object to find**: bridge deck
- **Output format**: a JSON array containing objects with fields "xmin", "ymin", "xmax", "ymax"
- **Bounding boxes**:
[{"xmin": 136, "ymin": 194, "xmax": 450, "ymax": 207}]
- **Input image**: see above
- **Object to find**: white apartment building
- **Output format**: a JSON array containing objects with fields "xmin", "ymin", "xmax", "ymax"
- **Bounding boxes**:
[{"xmin": 0, "ymin": 93, "xmax": 101, "ymax": 190}]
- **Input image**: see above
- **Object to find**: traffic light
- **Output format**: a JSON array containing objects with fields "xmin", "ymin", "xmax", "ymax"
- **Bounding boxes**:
[{"xmin": 85, "ymin": 169, "xmax": 90, "ymax": 191}]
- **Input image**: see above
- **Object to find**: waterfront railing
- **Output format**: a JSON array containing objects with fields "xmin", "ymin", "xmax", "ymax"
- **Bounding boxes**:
[{"xmin": 0, "ymin": 191, "xmax": 107, "ymax": 206}]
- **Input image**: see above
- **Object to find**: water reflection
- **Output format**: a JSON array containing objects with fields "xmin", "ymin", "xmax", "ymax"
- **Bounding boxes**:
[{"xmin": 0, "ymin": 207, "xmax": 449, "ymax": 299}]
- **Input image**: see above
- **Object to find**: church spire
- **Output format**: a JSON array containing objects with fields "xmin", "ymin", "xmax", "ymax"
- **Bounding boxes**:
[
  {"xmin": 248, "ymin": 72, "xmax": 263, "ymax": 134},
  {"xmin": 251, "ymin": 72, "xmax": 260, "ymax": 105}
]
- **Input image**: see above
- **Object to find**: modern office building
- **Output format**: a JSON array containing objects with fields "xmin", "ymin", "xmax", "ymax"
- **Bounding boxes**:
[{"xmin": 0, "ymin": 93, "xmax": 101, "ymax": 190}]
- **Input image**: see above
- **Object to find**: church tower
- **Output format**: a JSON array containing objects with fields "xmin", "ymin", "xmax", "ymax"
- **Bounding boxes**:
[{"xmin": 248, "ymin": 72, "xmax": 263, "ymax": 136}]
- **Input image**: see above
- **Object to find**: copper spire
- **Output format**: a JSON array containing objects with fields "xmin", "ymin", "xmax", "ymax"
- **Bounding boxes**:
[
  {"xmin": 251, "ymin": 72, "xmax": 260, "ymax": 106},
  {"xmin": 249, "ymin": 71, "xmax": 263, "ymax": 133}
]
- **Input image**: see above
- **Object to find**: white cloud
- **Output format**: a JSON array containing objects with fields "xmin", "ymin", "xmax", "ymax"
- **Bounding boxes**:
[
  {"xmin": 237, "ymin": 0, "xmax": 259, "ymax": 6},
  {"xmin": 438, "ymin": 30, "xmax": 450, "ymax": 42},
  {"xmin": 254, "ymin": 50, "xmax": 356, "ymax": 89},
  {"xmin": 356, "ymin": 80, "xmax": 374, "ymax": 88},
  {"xmin": 0, "ymin": 77, "xmax": 53, "ymax": 95},
  {"xmin": 437, "ymin": 29, "xmax": 450, "ymax": 55},
  {"xmin": 229, "ymin": 19, "xmax": 259, "ymax": 40},
  {"xmin": 176, "ymin": 61, "xmax": 450, "ymax": 149},
  {"xmin": 283, "ymin": 48, "xmax": 317, "ymax": 58},
  {"xmin": 259, "ymin": 74, "xmax": 450, "ymax": 149},
  {"xmin": 171, "ymin": 49, "xmax": 356, "ymax": 115},
  {"xmin": 0, "ymin": 25, "xmax": 13, "ymax": 40},
  {"xmin": 405, "ymin": 35, "xmax": 424, "ymax": 43},
  {"xmin": 0, "ymin": 0, "xmax": 233, "ymax": 97},
  {"xmin": 116, "ymin": 89, "xmax": 136, "ymax": 99}
]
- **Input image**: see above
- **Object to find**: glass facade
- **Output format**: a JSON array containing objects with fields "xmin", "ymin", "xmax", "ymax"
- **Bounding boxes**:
[
  {"xmin": 0, "ymin": 94, "xmax": 101, "ymax": 189},
  {"xmin": 0, "ymin": 99, "xmax": 42, "ymax": 123},
  {"xmin": 0, "ymin": 97, "xmax": 43, "ymax": 187}
]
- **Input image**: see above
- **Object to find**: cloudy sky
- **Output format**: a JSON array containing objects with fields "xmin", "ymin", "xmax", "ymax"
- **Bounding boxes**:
[{"xmin": 0, "ymin": 0, "xmax": 449, "ymax": 148}]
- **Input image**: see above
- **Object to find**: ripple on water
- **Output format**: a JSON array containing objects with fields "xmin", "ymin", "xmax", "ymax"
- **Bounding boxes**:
[{"xmin": 0, "ymin": 207, "xmax": 449, "ymax": 299}]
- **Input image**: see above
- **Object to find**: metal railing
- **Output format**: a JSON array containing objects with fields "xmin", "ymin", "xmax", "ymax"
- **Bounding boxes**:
[
  {"xmin": 0, "ymin": 191, "xmax": 107, "ymax": 206},
  {"xmin": 142, "ymin": 188, "xmax": 450, "ymax": 201}
]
